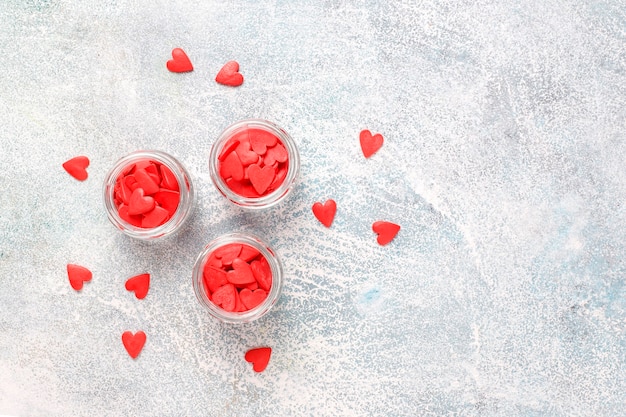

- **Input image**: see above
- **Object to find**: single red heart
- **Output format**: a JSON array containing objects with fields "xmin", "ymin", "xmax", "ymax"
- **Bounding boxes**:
[
  {"xmin": 128, "ymin": 188, "xmax": 155, "ymax": 216},
  {"xmin": 263, "ymin": 143, "xmax": 288, "ymax": 166},
  {"xmin": 227, "ymin": 258, "xmax": 256, "ymax": 285},
  {"xmin": 212, "ymin": 283, "xmax": 237, "ymax": 312},
  {"xmin": 312, "ymin": 199, "xmax": 337, "ymax": 228},
  {"xmin": 245, "ymin": 347, "xmax": 272, "ymax": 372},
  {"xmin": 122, "ymin": 331, "xmax": 146, "ymax": 359},
  {"xmin": 215, "ymin": 60, "xmax": 244, "ymax": 86},
  {"xmin": 359, "ymin": 130, "xmax": 384, "ymax": 158},
  {"xmin": 125, "ymin": 273, "xmax": 150, "ymax": 299},
  {"xmin": 118, "ymin": 204, "xmax": 143, "ymax": 227},
  {"xmin": 166, "ymin": 48, "xmax": 193, "ymax": 73},
  {"xmin": 134, "ymin": 168, "xmax": 160, "ymax": 195},
  {"xmin": 159, "ymin": 164, "xmax": 180, "ymax": 191},
  {"xmin": 220, "ymin": 150, "xmax": 245, "ymax": 181},
  {"xmin": 213, "ymin": 243, "xmax": 242, "ymax": 265},
  {"xmin": 236, "ymin": 141, "xmax": 261, "ymax": 166},
  {"xmin": 62, "ymin": 156, "xmax": 89, "ymax": 181},
  {"xmin": 239, "ymin": 288, "xmax": 268, "ymax": 310},
  {"xmin": 247, "ymin": 164, "xmax": 276, "ymax": 195},
  {"xmin": 372, "ymin": 221, "xmax": 400, "ymax": 246},
  {"xmin": 153, "ymin": 189, "xmax": 180, "ymax": 217},
  {"xmin": 203, "ymin": 265, "xmax": 228, "ymax": 293},
  {"xmin": 141, "ymin": 205, "xmax": 169, "ymax": 228},
  {"xmin": 250, "ymin": 257, "xmax": 272, "ymax": 291},
  {"xmin": 67, "ymin": 264, "xmax": 92, "ymax": 291},
  {"xmin": 249, "ymin": 129, "xmax": 278, "ymax": 155}
]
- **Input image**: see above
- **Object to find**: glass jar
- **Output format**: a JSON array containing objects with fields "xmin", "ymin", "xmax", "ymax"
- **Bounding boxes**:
[
  {"xmin": 192, "ymin": 233, "xmax": 283, "ymax": 323},
  {"xmin": 208, "ymin": 119, "xmax": 300, "ymax": 209},
  {"xmin": 103, "ymin": 150, "xmax": 194, "ymax": 240}
]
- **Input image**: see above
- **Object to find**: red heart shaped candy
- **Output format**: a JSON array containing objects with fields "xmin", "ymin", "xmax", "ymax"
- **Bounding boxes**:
[
  {"xmin": 312, "ymin": 199, "xmax": 337, "ymax": 228},
  {"xmin": 128, "ymin": 188, "xmax": 155, "ymax": 216},
  {"xmin": 250, "ymin": 257, "xmax": 272, "ymax": 291},
  {"xmin": 245, "ymin": 347, "xmax": 272, "ymax": 372},
  {"xmin": 166, "ymin": 48, "xmax": 193, "ymax": 73},
  {"xmin": 215, "ymin": 60, "xmax": 244, "ymax": 86},
  {"xmin": 125, "ymin": 273, "xmax": 150, "ymax": 299},
  {"xmin": 247, "ymin": 164, "xmax": 276, "ymax": 195},
  {"xmin": 153, "ymin": 189, "xmax": 180, "ymax": 217},
  {"xmin": 220, "ymin": 150, "xmax": 245, "ymax": 181},
  {"xmin": 239, "ymin": 288, "xmax": 267, "ymax": 310},
  {"xmin": 203, "ymin": 265, "xmax": 229, "ymax": 293},
  {"xmin": 372, "ymin": 221, "xmax": 400, "ymax": 246},
  {"xmin": 141, "ymin": 206, "xmax": 169, "ymax": 228},
  {"xmin": 359, "ymin": 130, "xmax": 384, "ymax": 158},
  {"xmin": 212, "ymin": 283, "xmax": 237, "ymax": 312},
  {"xmin": 227, "ymin": 258, "xmax": 256, "ymax": 285},
  {"xmin": 62, "ymin": 156, "xmax": 90, "ymax": 181},
  {"xmin": 249, "ymin": 129, "xmax": 278, "ymax": 155},
  {"xmin": 122, "ymin": 331, "xmax": 146, "ymax": 359},
  {"xmin": 67, "ymin": 264, "xmax": 92, "ymax": 291}
]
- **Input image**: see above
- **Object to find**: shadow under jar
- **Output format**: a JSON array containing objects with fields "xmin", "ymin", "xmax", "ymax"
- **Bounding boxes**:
[
  {"xmin": 103, "ymin": 150, "xmax": 194, "ymax": 240},
  {"xmin": 208, "ymin": 119, "xmax": 300, "ymax": 209},
  {"xmin": 192, "ymin": 233, "xmax": 283, "ymax": 323}
]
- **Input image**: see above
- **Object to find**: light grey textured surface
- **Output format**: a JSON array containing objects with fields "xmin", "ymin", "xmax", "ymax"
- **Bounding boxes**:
[{"xmin": 1, "ymin": 0, "xmax": 625, "ymax": 416}]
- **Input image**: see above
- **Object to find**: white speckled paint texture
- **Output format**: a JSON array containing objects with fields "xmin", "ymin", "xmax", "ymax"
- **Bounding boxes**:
[{"xmin": 1, "ymin": 0, "xmax": 625, "ymax": 416}]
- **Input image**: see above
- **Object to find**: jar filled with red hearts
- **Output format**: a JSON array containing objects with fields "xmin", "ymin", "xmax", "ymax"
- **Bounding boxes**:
[
  {"xmin": 192, "ymin": 233, "xmax": 283, "ymax": 323},
  {"xmin": 209, "ymin": 119, "xmax": 300, "ymax": 209},
  {"xmin": 103, "ymin": 150, "xmax": 194, "ymax": 240}
]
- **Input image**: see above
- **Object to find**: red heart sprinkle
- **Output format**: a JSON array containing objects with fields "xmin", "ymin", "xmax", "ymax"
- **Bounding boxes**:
[
  {"xmin": 203, "ymin": 265, "xmax": 228, "ymax": 293},
  {"xmin": 218, "ymin": 138, "xmax": 241, "ymax": 162},
  {"xmin": 238, "ymin": 245, "xmax": 261, "ymax": 262},
  {"xmin": 212, "ymin": 283, "xmax": 237, "ymax": 312},
  {"xmin": 249, "ymin": 128, "xmax": 279, "ymax": 155},
  {"xmin": 67, "ymin": 264, "xmax": 92, "ymax": 291},
  {"xmin": 153, "ymin": 189, "xmax": 180, "ymax": 217},
  {"xmin": 62, "ymin": 156, "xmax": 89, "ymax": 181},
  {"xmin": 312, "ymin": 199, "xmax": 337, "ymax": 228},
  {"xmin": 159, "ymin": 164, "xmax": 180, "ymax": 191},
  {"xmin": 134, "ymin": 168, "xmax": 160, "ymax": 195},
  {"xmin": 220, "ymin": 151, "xmax": 245, "ymax": 181},
  {"xmin": 227, "ymin": 258, "xmax": 256, "ymax": 285},
  {"xmin": 239, "ymin": 288, "xmax": 268, "ymax": 310},
  {"xmin": 118, "ymin": 204, "xmax": 143, "ymax": 227},
  {"xmin": 166, "ymin": 48, "xmax": 193, "ymax": 73},
  {"xmin": 248, "ymin": 164, "xmax": 276, "ymax": 195},
  {"xmin": 141, "ymin": 206, "xmax": 169, "ymax": 228},
  {"xmin": 359, "ymin": 130, "xmax": 384, "ymax": 158},
  {"xmin": 215, "ymin": 60, "xmax": 244, "ymax": 86},
  {"xmin": 128, "ymin": 188, "xmax": 155, "ymax": 216},
  {"xmin": 372, "ymin": 221, "xmax": 400, "ymax": 246},
  {"xmin": 250, "ymin": 257, "xmax": 272, "ymax": 291},
  {"xmin": 263, "ymin": 143, "xmax": 288, "ymax": 166},
  {"xmin": 122, "ymin": 331, "xmax": 146, "ymax": 359},
  {"xmin": 245, "ymin": 347, "xmax": 272, "ymax": 372},
  {"xmin": 125, "ymin": 273, "xmax": 150, "ymax": 299},
  {"xmin": 236, "ymin": 140, "xmax": 261, "ymax": 166},
  {"xmin": 214, "ymin": 243, "xmax": 242, "ymax": 265}
]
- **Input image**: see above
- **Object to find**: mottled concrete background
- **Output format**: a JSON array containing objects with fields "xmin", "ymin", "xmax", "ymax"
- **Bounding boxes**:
[{"xmin": 1, "ymin": 0, "xmax": 625, "ymax": 416}]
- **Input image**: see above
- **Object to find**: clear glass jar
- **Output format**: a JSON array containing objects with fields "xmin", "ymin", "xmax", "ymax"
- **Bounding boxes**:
[
  {"xmin": 103, "ymin": 150, "xmax": 194, "ymax": 240},
  {"xmin": 192, "ymin": 233, "xmax": 283, "ymax": 323},
  {"xmin": 208, "ymin": 119, "xmax": 300, "ymax": 209}
]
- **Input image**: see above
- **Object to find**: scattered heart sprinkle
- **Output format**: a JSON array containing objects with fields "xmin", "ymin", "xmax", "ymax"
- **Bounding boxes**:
[
  {"xmin": 215, "ymin": 60, "xmax": 244, "ymax": 87},
  {"xmin": 125, "ymin": 273, "xmax": 150, "ymax": 300},
  {"xmin": 62, "ymin": 156, "xmax": 90, "ymax": 181},
  {"xmin": 166, "ymin": 48, "xmax": 193, "ymax": 73},
  {"xmin": 359, "ymin": 130, "xmax": 384, "ymax": 158},
  {"xmin": 372, "ymin": 221, "xmax": 400, "ymax": 246},
  {"xmin": 67, "ymin": 264, "xmax": 92, "ymax": 291},
  {"xmin": 122, "ymin": 331, "xmax": 146, "ymax": 359},
  {"xmin": 312, "ymin": 199, "xmax": 337, "ymax": 228},
  {"xmin": 245, "ymin": 347, "xmax": 272, "ymax": 372}
]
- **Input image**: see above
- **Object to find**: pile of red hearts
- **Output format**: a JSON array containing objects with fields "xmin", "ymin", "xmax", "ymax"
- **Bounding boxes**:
[
  {"xmin": 218, "ymin": 128, "xmax": 289, "ymax": 197},
  {"xmin": 112, "ymin": 159, "xmax": 181, "ymax": 228},
  {"xmin": 202, "ymin": 242, "xmax": 272, "ymax": 312}
]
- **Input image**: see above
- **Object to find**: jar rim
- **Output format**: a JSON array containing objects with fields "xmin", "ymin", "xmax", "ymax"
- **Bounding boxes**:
[
  {"xmin": 192, "ymin": 232, "xmax": 283, "ymax": 323},
  {"xmin": 103, "ymin": 150, "xmax": 194, "ymax": 240},
  {"xmin": 208, "ymin": 119, "xmax": 300, "ymax": 209}
]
